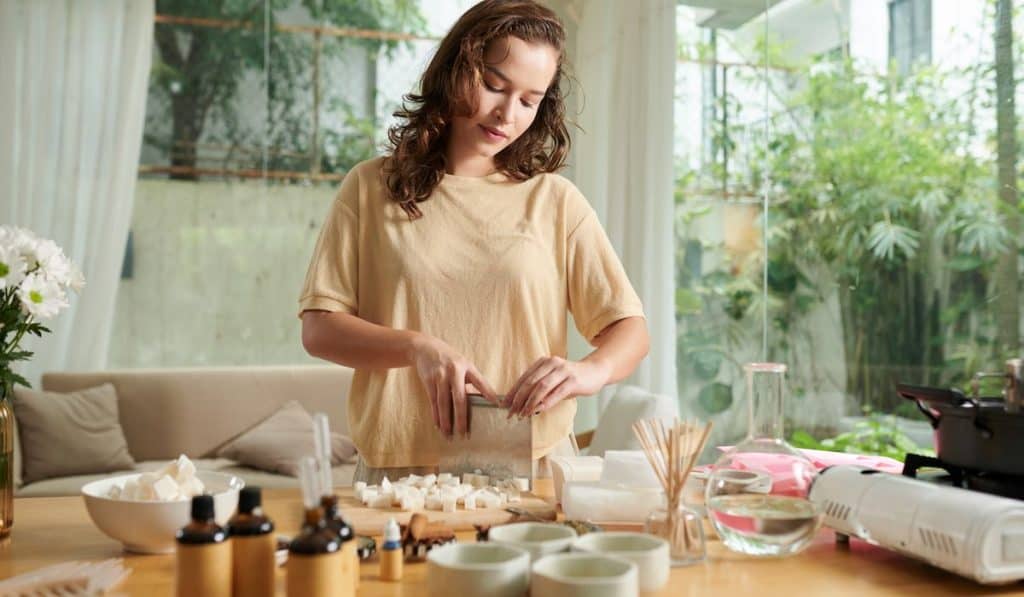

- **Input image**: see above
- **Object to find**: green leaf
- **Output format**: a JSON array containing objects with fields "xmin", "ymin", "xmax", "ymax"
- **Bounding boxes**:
[
  {"xmin": 697, "ymin": 382, "xmax": 733, "ymax": 415},
  {"xmin": 689, "ymin": 350, "xmax": 723, "ymax": 381},
  {"xmin": 675, "ymin": 288, "xmax": 703, "ymax": 315},
  {"xmin": 946, "ymin": 254, "xmax": 987, "ymax": 271},
  {"xmin": 867, "ymin": 220, "xmax": 920, "ymax": 261},
  {"xmin": 788, "ymin": 429, "xmax": 822, "ymax": 449}
]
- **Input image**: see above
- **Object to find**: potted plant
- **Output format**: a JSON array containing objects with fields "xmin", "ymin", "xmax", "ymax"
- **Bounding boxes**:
[{"xmin": 0, "ymin": 226, "xmax": 83, "ymax": 537}]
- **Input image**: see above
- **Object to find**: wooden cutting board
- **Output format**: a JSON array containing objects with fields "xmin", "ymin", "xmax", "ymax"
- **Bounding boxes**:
[{"xmin": 333, "ymin": 488, "xmax": 557, "ymax": 534}]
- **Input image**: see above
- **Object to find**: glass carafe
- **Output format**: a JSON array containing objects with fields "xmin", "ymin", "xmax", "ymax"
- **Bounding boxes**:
[{"xmin": 705, "ymin": 363, "xmax": 821, "ymax": 556}]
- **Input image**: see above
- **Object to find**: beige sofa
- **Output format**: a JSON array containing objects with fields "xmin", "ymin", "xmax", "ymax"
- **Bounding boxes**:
[{"xmin": 14, "ymin": 365, "xmax": 355, "ymax": 497}]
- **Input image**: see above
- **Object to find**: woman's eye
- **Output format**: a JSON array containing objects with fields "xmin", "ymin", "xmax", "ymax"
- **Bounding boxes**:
[
  {"xmin": 520, "ymin": 99, "xmax": 535, "ymax": 109},
  {"xmin": 484, "ymin": 82, "xmax": 502, "ymax": 93}
]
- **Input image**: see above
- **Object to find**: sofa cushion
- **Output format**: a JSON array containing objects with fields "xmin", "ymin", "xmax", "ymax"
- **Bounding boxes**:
[
  {"xmin": 216, "ymin": 400, "xmax": 357, "ymax": 476},
  {"xmin": 14, "ymin": 458, "xmax": 358, "ymax": 497},
  {"xmin": 13, "ymin": 383, "xmax": 135, "ymax": 484},
  {"xmin": 586, "ymin": 385, "xmax": 680, "ymax": 457},
  {"xmin": 40, "ymin": 366, "xmax": 353, "ymax": 462}
]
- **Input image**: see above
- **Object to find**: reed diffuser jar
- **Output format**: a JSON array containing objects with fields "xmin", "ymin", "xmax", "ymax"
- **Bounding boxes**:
[
  {"xmin": 705, "ymin": 363, "xmax": 822, "ymax": 557},
  {"xmin": 644, "ymin": 500, "xmax": 705, "ymax": 566},
  {"xmin": 633, "ymin": 418, "xmax": 712, "ymax": 567}
]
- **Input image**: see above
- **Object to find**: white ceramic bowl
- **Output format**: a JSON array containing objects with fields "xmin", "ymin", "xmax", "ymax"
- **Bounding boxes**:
[
  {"xmin": 532, "ymin": 552, "xmax": 638, "ymax": 597},
  {"xmin": 487, "ymin": 522, "xmax": 577, "ymax": 562},
  {"xmin": 572, "ymin": 532, "xmax": 669, "ymax": 592},
  {"xmin": 81, "ymin": 471, "xmax": 244, "ymax": 554},
  {"xmin": 426, "ymin": 542, "xmax": 531, "ymax": 597}
]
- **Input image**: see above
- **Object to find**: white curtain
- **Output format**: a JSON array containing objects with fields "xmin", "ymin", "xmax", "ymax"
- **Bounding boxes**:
[
  {"xmin": 0, "ymin": 0, "xmax": 154, "ymax": 386},
  {"xmin": 556, "ymin": 0, "xmax": 678, "ymax": 431}
]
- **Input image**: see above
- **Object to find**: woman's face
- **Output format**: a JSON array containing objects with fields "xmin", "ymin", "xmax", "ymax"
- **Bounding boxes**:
[{"xmin": 449, "ymin": 36, "xmax": 559, "ymax": 164}]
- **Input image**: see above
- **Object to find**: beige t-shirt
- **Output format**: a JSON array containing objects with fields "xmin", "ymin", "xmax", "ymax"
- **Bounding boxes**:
[{"xmin": 298, "ymin": 156, "xmax": 645, "ymax": 467}]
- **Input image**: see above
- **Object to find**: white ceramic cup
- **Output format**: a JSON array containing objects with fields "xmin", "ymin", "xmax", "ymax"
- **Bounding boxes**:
[
  {"xmin": 571, "ymin": 532, "xmax": 669, "ymax": 592},
  {"xmin": 532, "ymin": 552, "xmax": 638, "ymax": 597},
  {"xmin": 487, "ymin": 522, "xmax": 577, "ymax": 562},
  {"xmin": 426, "ymin": 543, "xmax": 531, "ymax": 597}
]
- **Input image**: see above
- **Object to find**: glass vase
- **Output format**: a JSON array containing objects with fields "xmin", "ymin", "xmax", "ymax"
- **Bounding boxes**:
[
  {"xmin": 0, "ymin": 391, "xmax": 13, "ymax": 539},
  {"xmin": 705, "ymin": 363, "xmax": 822, "ymax": 557},
  {"xmin": 644, "ymin": 501, "xmax": 705, "ymax": 566}
]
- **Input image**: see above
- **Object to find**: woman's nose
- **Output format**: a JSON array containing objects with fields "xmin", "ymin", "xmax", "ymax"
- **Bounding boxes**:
[{"xmin": 494, "ymin": 100, "xmax": 514, "ymax": 124}]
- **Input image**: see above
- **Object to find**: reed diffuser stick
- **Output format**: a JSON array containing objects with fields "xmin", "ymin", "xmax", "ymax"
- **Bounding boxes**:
[{"xmin": 634, "ymin": 417, "xmax": 713, "ymax": 564}]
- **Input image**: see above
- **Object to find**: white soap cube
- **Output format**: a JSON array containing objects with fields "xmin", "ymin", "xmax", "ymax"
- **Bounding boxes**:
[
  {"xmin": 405, "ymin": 474, "xmax": 423, "ymax": 485},
  {"xmin": 135, "ymin": 482, "xmax": 156, "ymax": 501},
  {"xmin": 400, "ymin": 495, "xmax": 424, "ymax": 511},
  {"xmin": 512, "ymin": 477, "xmax": 530, "ymax": 492},
  {"xmin": 354, "ymin": 481, "xmax": 367, "ymax": 493},
  {"xmin": 442, "ymin": 497, "xmax": 457, "ymax": 513},
  {"xmin": 471, "ymin": 475, "xmax": 490, "ymax": 489},
  {"xmin": 425, "ymin": 496, "xmax": 444, "ymax": 511},
  {"xmin": 120, "ymin": 479, "xmax": 138, "ymax": 500},
  {"xmin": 464, "ymin": 494, "xmax": 477, "ymax": 510},
  {"xmin": 421, "ymin": 474, "xmax": 437, "ymax": 488},
  {"xmin": 154, "ymin": 461, "xmax": 176, "ymax": 480},
  {"xmin": 369, "ymin": 494, "xmax": 394, "ymax": 509},
  {"xmin": 180, "ymin": 476, "xmax": 205, "ymax": 498},
  {"xmin": 361, "ymin": 489, "xmax": 379, "ymax": 506},
  {"xmin": 462, "ymin": 473, "xmax": 476, "ymax": 486},
  {"xmin": 153, "ymin": 475, "xmax": 179, "ymax": 501},
  {"xmin": 381, "ymin": 476, "xmax": 392, "ymax": 493},
  {"xmin": 174, "ymin": 454, "xmax": 196, "ymax": 483},
  {"xmin": 437, "ymin": 472, "xmax": 453, "ymax": 483},
  {"xmin": 477, "ymin": 493, "xmax": 500, "ymax": 509}
]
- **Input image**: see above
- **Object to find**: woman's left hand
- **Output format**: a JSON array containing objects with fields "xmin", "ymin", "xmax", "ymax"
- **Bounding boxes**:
[{"xmin": 504, "ymin": 357, "xmax": 611, "ymax": 418}]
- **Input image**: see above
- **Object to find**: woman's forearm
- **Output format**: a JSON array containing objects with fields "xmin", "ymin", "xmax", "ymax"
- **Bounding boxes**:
[
  {"xmin": 581, "ymin": 316, "xmax": 650, "ymax": 385},
  {"xmin": 301, "ymin": 310, "xmax": 420, "ymax": 369}
]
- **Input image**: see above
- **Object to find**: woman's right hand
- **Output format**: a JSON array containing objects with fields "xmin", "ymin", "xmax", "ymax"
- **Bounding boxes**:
[{"xmin": 408, "ymin": 333, "xmax": 498, "ymax": 438}]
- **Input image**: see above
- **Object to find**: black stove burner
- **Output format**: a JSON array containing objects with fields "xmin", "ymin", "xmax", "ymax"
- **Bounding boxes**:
[{"xmin": 903, "ymin": 453, "xmax": 1024, "ymax": 501}]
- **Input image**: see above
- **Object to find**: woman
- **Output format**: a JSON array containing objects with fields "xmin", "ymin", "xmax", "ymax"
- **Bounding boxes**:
[{"xmin": 299, "ymin": 0, "xmax": 649, "ymax": 483}]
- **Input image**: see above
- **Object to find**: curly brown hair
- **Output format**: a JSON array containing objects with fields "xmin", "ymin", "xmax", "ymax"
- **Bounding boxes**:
[{"xmin": 382, "ymin": 0, "xmax": 571, "ymax": 219}]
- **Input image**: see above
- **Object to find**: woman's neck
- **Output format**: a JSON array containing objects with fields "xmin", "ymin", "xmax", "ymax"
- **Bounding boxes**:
[{"xmin": 444, "ymin": 143, "xmax": 497, "ymax": 178}]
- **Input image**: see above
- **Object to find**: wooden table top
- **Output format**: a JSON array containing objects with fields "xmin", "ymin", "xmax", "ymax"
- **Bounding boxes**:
[{"xmin": 2, "ymin": 481, "xmax": 1024, "ymax": 596}]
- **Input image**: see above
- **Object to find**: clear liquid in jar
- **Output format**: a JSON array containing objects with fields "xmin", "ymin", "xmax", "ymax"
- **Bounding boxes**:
[{"xmin": 707, "ymin": 494, "xmax": 822, "ymax": 556}]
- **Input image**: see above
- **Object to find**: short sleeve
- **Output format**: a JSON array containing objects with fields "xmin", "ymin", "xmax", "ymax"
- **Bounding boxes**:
[
  {"xmin": 566, "ymin": 198, "xmax": 646, "ymax": 342},
  {"xmin": 297, "ymin": 172, "xmax": 361, "ymax": 317}
]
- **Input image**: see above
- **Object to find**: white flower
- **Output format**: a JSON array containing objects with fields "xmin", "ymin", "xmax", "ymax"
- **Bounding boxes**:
[
  {"xmin": 67, "ymin": 263, "xmax": 86, "ymax": 293},
  {"xmin": 32, "ymin": 238, "xmax": 73, "ymax": 285},
  {"xmin": 16, "ymin": 273, "xmax": 69, "ymax": 320},
  {"xmin": 0, "ymin": 244, "xmax": 27, "ymax": 290},
  {"xmin": 0, "ymin": 227, "xmax": 40, "ymax": 262}
]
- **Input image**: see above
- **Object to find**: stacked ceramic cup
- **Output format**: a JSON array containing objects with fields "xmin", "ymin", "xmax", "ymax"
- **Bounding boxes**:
[{"xmin": 426, "ymin": 522, "xmax": 670, "ymax": 597}]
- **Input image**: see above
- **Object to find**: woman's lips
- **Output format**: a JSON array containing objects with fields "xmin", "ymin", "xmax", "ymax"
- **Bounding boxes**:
[{"xmin": 479, "ymin": 124, "xmax": 507, "ymax": 142}]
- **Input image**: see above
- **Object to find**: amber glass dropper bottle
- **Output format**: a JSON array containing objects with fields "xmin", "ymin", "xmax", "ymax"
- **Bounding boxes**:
[
  {"xmin": 314, "ymin": 413, "xmax": 359, "ymax": 593},
  {"xmin": 227, "ymin": 486, "xmax": 275, "ymax": 597},
  {"xmin": 176, "ymin": 494, "xmax": 231, "ymax": 597},
  {"xmin": 286, "ymin": 457, "xmax": 347, "ymax": 597}
]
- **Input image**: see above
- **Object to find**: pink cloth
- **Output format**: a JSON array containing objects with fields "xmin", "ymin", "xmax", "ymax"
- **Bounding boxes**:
[{"xmin": 699, "ymin": 448, "xmax": 904, "ymax": 497}]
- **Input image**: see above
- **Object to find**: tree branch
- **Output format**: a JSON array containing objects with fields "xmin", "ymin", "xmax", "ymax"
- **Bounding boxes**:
[{"xmin": 154, "ymin": 25, "xmax": 183, "ymax": 69}]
